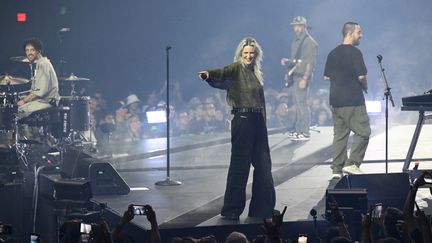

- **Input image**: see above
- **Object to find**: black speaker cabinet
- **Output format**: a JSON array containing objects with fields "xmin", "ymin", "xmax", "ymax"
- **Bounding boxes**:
[
  {"xmin": 334, "ymin": 172, "xmax": 410, "ymax": 209},
  {"xmin": 38, "ymin": 173, "xmax": 92, "ymax": 201},
  {"xmin": 61, "ymin": 146, "xmax": 130, "ymax": 195}
]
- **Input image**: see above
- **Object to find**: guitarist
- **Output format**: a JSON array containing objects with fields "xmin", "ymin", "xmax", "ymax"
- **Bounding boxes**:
[{"xmin": 280, "ymin": 16, "xmax": 318, "ymax": 140}]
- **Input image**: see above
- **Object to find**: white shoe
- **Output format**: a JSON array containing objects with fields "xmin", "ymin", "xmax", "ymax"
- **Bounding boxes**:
[
  {"xmin": 287, "ymin": 132, "xmax": 298, "ymax": 138},
  {"xmin": 291, "ymin": 133, "xmax": 310, "ymax": 141},
  {"xmin": 342, "ymin": 165, "xmax": 363, "ymax": 175},
  {"xmin": 332, "ymin": 173, "xmax": 342, "ymax": 179}
]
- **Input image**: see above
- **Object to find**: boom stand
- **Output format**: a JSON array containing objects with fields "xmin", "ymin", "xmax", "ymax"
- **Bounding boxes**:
[
  {"xmin": 155, "ymin": 46, "xmax": 182, "ymax": 186},
  {"xmin": 377, "ymin": 55, "xmax": 395, "ymax": 173}
]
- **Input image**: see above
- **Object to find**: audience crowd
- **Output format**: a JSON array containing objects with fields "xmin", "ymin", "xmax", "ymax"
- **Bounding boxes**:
[{"xmin": 85, "ymin": 84, "xmax": 335, "ymax": 148}]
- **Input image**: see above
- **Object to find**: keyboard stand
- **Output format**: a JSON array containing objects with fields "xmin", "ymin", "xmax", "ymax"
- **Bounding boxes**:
[{"xmin": 401, "ymin": 106, "xmax": 432, "ymax": 177}]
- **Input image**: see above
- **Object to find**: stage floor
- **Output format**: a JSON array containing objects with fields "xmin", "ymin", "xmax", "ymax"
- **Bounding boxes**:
[{"xmin": 91, "ymin": 124, "xmax": 432, "ymax": 230}]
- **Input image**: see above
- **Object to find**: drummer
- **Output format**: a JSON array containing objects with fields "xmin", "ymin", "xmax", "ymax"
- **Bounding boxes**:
[{"xmin": 17, "ymin": 38, "xmax": 59, "ymax": 118}]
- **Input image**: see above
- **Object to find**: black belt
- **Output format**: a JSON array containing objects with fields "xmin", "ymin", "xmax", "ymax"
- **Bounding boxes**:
[{"xmin": 231, "ymin": 107, "xmax": 263, "ymax": 114}]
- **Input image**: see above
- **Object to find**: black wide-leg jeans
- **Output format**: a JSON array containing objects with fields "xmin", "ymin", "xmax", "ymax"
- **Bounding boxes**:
[{"xmin": 221, "ymin": 112, "xmax": 276, "ymax": 218}]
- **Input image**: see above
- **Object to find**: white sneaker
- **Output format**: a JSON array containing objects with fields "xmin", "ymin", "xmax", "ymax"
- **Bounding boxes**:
[
  {"xmin": 332, "ymin": 173, "xmax": 342, "ymax": 179},
  {"xmin": 342, "ymin": 165, "xmax": 363, "ymax": 175},
  {"xmin": 292, "ymin": 133, "xmax": 310, "ymax": 141},
  {"xmin": 287, "ymin": 132, "xmax": 298, "ymax": 138}
]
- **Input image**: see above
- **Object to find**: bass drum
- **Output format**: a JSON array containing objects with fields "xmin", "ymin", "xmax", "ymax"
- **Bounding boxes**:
[{"xmin": 59, "ymin": 96, "xmax": 90, "ymax": 131}]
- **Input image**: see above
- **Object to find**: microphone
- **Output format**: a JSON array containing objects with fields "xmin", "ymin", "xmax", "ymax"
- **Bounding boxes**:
[
  {"xmin": 166, "ymin": 46, "xmax": 172, "ymax": 51},
  {"xmin": 199, "ymin": 73, "xmax": 208, "ymax": 80},
  {"xmin": 59, "ymin": 27, "xmax": 71, "ymax": 33},
  {"xmin": 377, "ymin": 54, "xmax": 383, "ymax": 62},
  {"xmin": 309, "ymin": 208, "xmax": 317, "ymax": 218}
]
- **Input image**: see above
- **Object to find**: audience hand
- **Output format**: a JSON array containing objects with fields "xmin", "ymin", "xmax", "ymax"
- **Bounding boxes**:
[
  {"xmin": 262, "ymin": 206, "xmax": 287, "ymax": 242},
  {"xmin": 328, "ymin": 196, "xmax": 344, "ymax": 223},
  {"xmin": 272, "ymin": 206, "xmax": 287, "ymax": 228},
  {"xmin": 144, "ymin": 204, "xmax": 158, "ymax": 225},
  {"xmin": 413, "ymin": 171, "xmax": 430, "ymax": 189}
]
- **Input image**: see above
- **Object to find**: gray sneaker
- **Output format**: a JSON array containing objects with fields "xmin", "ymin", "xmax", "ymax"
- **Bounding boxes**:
[{"xmin": 342, "ymin": 165, "xmax": 363, "ymax": 175}]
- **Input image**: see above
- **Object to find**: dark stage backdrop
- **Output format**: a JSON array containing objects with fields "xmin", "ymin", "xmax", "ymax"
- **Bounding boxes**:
[{"xmin": 1, "ymin": 0, "xmax": 431, "ymax": 105}]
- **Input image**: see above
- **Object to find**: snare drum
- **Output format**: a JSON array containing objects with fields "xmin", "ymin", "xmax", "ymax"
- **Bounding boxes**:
[{"xmin": 60, "ymin": 96, "xmax": 90, "ymax": 131}]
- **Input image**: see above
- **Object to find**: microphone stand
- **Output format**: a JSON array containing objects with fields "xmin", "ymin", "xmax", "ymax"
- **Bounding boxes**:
[
  {"xmin": 155, "ymin": 46, "xmax": 182, "ymax": 186},
  {"xmin": 309, "ymin": 209, "xmax": 321, "ymax": 243},
  {"xmin": 377, "ymin": 55, "xmax": 395, "ymax": 174}
]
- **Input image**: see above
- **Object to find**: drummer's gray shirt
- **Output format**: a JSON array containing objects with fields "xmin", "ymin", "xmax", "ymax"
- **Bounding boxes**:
[{"xmin": 32, "ymin": 57, "xmax": 59, "ymax": 102}]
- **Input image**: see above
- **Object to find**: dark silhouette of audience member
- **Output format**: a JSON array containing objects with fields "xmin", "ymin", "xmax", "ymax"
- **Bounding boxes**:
[
  {"xmin": 170, "ymin": 235, "xmax": 217, "ymax": 243},
  {"xmin": 329, "ymin": 236, "xmax": 352, "ymax": 243},
  {"xmin": 324, "ymin": 226, "xmax": 342, "ymax": 243},
  {"xmin": 90, "ymin": 219, "xmax": 112, "ymax": 243},
  {"xmin": 403, "ymin": 171, "xmax": 432, "ymax": 243},
  {"xmin": 59, "ymin": 220, "xmax": 83, "ymax": 243},
  {"xmin": 327, "ymin": 197, "xmax": 351, "ymax": 241},
  {"xmin": 257, "ymin": 206, "xmax": 288, "ymax": 243},
  {"xmin": 112, "ymin": 204, "xmax": 160, "ymax": 243},
  {"xmin": 225, "ymin": 231, "xmax": 248, "ymax": 243}
]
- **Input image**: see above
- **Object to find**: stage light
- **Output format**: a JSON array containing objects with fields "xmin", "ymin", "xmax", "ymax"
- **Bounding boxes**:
[{"xmin": 17, "ymin": 12, "xmax": 27, "ymax": 22}]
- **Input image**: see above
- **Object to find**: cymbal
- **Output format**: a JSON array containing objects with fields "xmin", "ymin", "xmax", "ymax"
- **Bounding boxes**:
[
  {"xmin": 9, "ymin": 56, "xmax": 30, "ymax": 63},
  {"xmin": 0, "ymin": 75, "xmax": 30, "ymax": 85},
  {"xmin": 60, "ymin": 73, "xmax": 90, "ymax": 81}
]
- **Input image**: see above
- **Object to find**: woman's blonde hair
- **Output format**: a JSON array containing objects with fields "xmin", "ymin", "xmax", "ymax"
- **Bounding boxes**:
[{"xmin": 233, "ymin": 37, "xmax": 264, "ymax": 85}]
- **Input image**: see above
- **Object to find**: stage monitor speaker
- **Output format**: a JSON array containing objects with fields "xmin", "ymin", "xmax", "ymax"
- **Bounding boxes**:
[
  {"xmin": 334, "ymin": 172, "xmax": 410, "ymax": 210},
  {"xmin": 62, "ymin": 147, "xmax": 130, "ymax": 195},
  {"xmin": 80, "ymin": 158, "xmax": 130, "ymax": 195},
  {"xmin": 61, "ymin": 146, "xmax": 92, "ymax": 178},
  {"xmin": 38, "ymin": 173, "xmax": 92, "ymax": 201}
]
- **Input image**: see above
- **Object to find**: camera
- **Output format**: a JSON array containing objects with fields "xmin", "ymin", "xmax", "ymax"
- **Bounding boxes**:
[
  {"xmin": 372, "ymin": 203, "xmax": 383, "ymax": 220},
  {"xmin": 0, "ymin": 224, "xmax": 12, "ymax": 235},
  {"xmin": 30, "ymin": 233, "xmax": 40, "ymax": 243},
  {"xmin": 131, "ymin": 204, "xmax": 147, "ymax": 215}
]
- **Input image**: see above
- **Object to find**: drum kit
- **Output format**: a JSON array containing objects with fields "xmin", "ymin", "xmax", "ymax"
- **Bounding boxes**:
[{"xmin": 0, "ymin": 56, "xmax": 92, "ymax": 154}]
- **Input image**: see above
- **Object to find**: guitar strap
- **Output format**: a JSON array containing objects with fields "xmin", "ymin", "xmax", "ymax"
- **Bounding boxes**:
[
  {"xmin": 293, "ymin": 34, "xmax": 307, "ymax": 62},
  {"xmin": 284, "ymin": 35, "xmax": 307, "ymax": 87}
]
